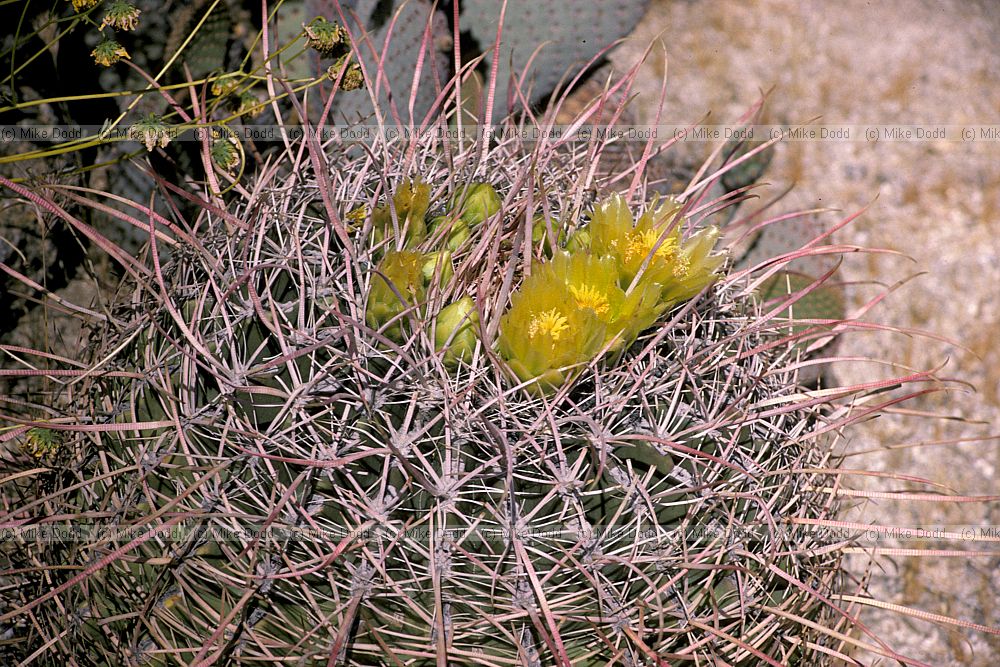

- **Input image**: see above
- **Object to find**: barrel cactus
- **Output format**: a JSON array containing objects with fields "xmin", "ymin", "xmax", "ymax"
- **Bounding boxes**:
[{"xmin": 0, "ymin": 13, "xmax": 932, "ymax": 667}]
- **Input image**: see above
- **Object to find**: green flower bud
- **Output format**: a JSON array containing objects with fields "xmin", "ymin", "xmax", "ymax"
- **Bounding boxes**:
[
  {"xmin": 449, "ymin": 182, "xmax": 500, "ymax": 225},
  {"xmin": 429, "ymin": 215, "xmax": 471, "ymax": 251},
  {"xmin": 421, "ymin": 251, "xmax": 454, "ymax": 287},
  {"xmin": 531, "ymin": 215, "xmax": 564, "ymax": 257},
  {"xmin": 434, "ymin": 296, "xmax": 479, "ymax": 367}
]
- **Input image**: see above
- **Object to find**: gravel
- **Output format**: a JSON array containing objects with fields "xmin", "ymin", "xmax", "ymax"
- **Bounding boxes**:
[{"xmin": 610, "ymin": 1, "xmax": 1000, "ymax": 663}]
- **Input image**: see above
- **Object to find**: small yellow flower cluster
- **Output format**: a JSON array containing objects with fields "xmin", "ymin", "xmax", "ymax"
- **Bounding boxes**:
[
  {"xmin": 101, "ymin": 1, "xmax": 141, "ymax": 31},
  {"xmin": 70, "ymin": 0, "xmax": 100, "ymax": 11},
  {"xmin": 91, "ymin": 38, "xmax": 130, "ymax": 67},
  {"xmin": 20, "ymin": 427, "xmax": 64, "ymax": 463},
  {"xmin": 303, "ymin": 17, "xmax": 349, "ymax": 58},
  {"xmin": 498, "ymin": 194, "xmax": 723, "ymax": 392}
]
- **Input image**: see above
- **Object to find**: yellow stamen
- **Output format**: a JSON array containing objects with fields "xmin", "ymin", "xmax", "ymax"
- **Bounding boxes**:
[
  {"xmin": 672, "ymin": 253, "xmax": 691, "ymax": 278},
  {"xmin": 569, "ymin": 284, "xmax": 610, "ymax": 317},
  {"xmin": 624, "ymin": 229, "xmax": 678, "ymax": 263},
  {"xmin": 528, "ymin": 309, "xmax": 570, "ymax": 340}
]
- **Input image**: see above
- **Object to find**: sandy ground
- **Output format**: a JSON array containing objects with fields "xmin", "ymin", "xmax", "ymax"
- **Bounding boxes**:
[{"xmin": 610, "ymin": 0, "xmax": 1000, "ymax": 663}]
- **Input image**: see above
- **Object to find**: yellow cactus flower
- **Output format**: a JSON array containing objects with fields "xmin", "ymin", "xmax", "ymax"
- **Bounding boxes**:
[
  {"xmin": 371, "ymin": 179, "xmax": 430, "ymax": 246},
  {"xmin": 588, "ymin": 193, "xmax": 723, "ymax": 308},
  {"xmin": 569, "ymin": 283, "xmax": 609, "ymax": 316},
  {"xmin": 591, "ymin": 194, "xmax": 685, "ymax": 284},
  {"xmin": 365, "ymin": 250, "xmax": 426, "ymax": 340},
  {"xmin": 543, "ymin": 251, "xmax": 681, "ymax": 351},
  {"xmin": 535, "ymin": 252, "xmax": 624, "ymax": 345},
  {"xmin": 661, "ymin": 225, "xmax": 726, "ymax": 303},
  {"xmin": 546, "ymin": 252, "xmax": 618, "ymax": 316},
  {"xmin": 587, "ymin": 192, "xmax": 633, "ymax": 258},
  {"xmin": 498, "ymin": 269, "xmax": 606, "ymax": 392}
]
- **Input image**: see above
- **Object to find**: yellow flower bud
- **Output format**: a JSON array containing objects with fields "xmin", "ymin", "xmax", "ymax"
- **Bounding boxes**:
[
  {"xmin": 365, "ymin": 250, "xmax": 425, "ymax": 340},
  {"xmin": 372, "ymin": 179, "xmax": 430, "ymax": 246},
  {"xmin": 434, "ymin": 296, "xmax": 479, "ymax": 367}
]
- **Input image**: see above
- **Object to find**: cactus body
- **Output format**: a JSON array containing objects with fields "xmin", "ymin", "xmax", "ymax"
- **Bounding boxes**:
[{"xmin": 1, "ymin": 122, "xmax": 849, "ymax": 665}]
